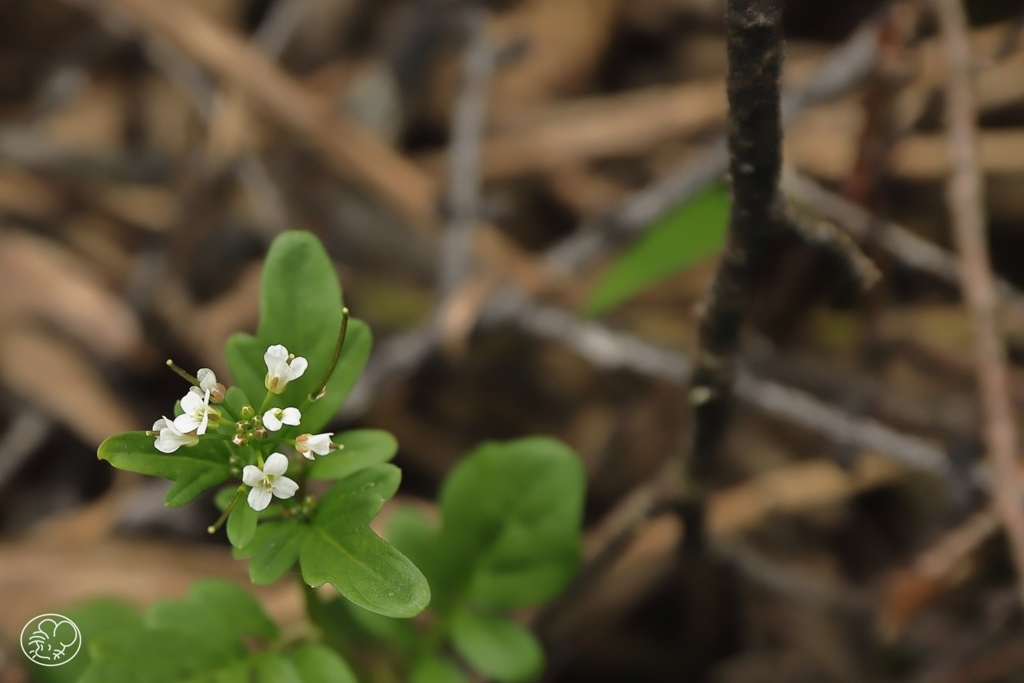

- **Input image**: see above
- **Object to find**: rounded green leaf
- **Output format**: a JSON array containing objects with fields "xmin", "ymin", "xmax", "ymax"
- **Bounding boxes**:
[
  {"xmin": 301, "ymin": 467, "xmax": 429, "ymax": 617},
  {"xmin": 79, "ymin": 629, "xmax": 230, "ymax": 683},
  {"xmin": 227, "ymin": 498, "xmax": 258, "ymax": 548},
  {"xmin": 450, "ymin": 611, "xmax": 544, "ymax": 683},
  {"xmin": 308, "ymin": 429, "xmax": 399, "ymax": 481},
  {"xmin": 288, "ymin": 642, "xmax": 358, "ymax": 683},
  {"xmin": 439, "ymin": 437, "xmax": 586, "ymax": 608},
  {"xmin": 387, "ymin": 507, "xmax": 464, "ymax": 613},
  {"xmin": 252, "ymin": 652, "xmax": 303, "ymax": 683},
  {"xmin": 98, "ymin": 433, "xmax": 232, "ymax": 507},
  {"xmin": 410, "ymin": 655, "xmax": 472, "ymax": 683},
  {"xmin": 25, "ymin": 598, "xmax": 142, "ymax": 683},
  {"xmin": 189, "ymin": 579, "xmax": 278, "ymax": 641},
  {"xmin": 249, "ymin": 520, "xmax": 307, "ymax": 585},
  {"xmin": 225, "ymin": 231, "xmax": 372, "ymax": 433},
  {"xmin": 145, "ymin": 599, "xmax": 246, "ymax": 658}
]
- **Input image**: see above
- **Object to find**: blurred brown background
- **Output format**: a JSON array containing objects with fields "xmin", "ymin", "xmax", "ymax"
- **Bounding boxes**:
[{"xmin": 3, "ymin": 0, "xmax": 1024, "ymax": 681}]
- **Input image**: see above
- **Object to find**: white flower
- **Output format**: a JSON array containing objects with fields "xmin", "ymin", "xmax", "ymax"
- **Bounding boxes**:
[
  {"xmin": 173, "ymin": 388, "xmax": 220, "ymax": 436},
  {"xmin": 152, "ymin": 417, "xmax": 199, "ymax": 453},
  {"xmin": 242, "ymin": 453, "xmax": 299, "ymax": 511},
  {"xmin": 263, "ymin": 406, "xmax": 301, "ymax": 432},
  {"xmin": 196, "ymin": 368, "xmax": 226, "ymax": 403},
  {"xmin": 264, "ymin": 345, "xmax": 308, "ymax": 394},
  {"xmin": 295, "ymin": 432, "xmax": 334, "ymax": 459}
]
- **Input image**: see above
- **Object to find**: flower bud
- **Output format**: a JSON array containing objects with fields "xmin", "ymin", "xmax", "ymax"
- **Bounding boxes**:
[
  {"xmin": 253, "ymin": 427, "xmax": 268, "ymax": 440},
  {"xmin": 240, "ymin": 405, "xmax": 254, "ymax": 420},
  {"xmin": 232, "ymin": 433, "xmax": 248, "ymax": 447},
  {"xmin": 209, "ymin": 383, "xmax": 227, "ymax": 404}
]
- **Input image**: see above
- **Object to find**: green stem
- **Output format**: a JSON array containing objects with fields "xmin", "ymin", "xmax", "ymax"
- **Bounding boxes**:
[
  {"xmin": 199, "ymin": 433, "xmax": 232, "ymax": 441},
  {"xmin": 166, "ymin": 359, "xmax": 199, "ymax": 385},
  {"xmin": 217, "ymin": 400, "xmax": 240, "ymax": 423},
  {"xmin": 208, "ymin": 485, "xmax": 246, "ymax": 533},
  {"xmin": 259, "ymin": 390, "xmax": 274, "ymax": 415},
  {"xmin": 302, "ymin": 308, "xmax": 350, "ymax": 410}
]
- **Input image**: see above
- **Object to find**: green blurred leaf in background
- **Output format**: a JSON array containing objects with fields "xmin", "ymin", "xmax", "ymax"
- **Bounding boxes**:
[{"xmin": 585, "ymin": 184, "xmax": 730, "ymax": 317}]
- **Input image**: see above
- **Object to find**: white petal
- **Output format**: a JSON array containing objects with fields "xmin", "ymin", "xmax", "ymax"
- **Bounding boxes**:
[
  {"xmin": 179, "ymin": 390, "xmax": 204, "ymax": 412},
  {"xmin": 248, "ymin": 486, "xmax": 272, "ymax": 511},
  {"xmin": 263, "ymin": 410, "xmax": 283, "ymax": 432},
  {"xmin": 154, "ymin": 434, "xmax": 181, "ymax": 453},
  {"xmin": 241, "ymin": 465, "xmax": 264, "ymax": 487},
  {"xmin": 301, "ymin": 449, "xmax": 315, "ymax": 460},
  {"xmin": 197, "ymin": 402, "xmax": 210, "ymax": 435},
  {"xmin": 264, "ymin": 452, "xmax": 290, "ymax": 476},
  {"xmin": 264, "ymin": 344, "xmax": 289, "ymax": 370},
  {"xmin": 281, "ymin": 407, "xmax": 302, "ymax": 426},
  {"xmin": 153, "ymin": 417, "xmax": 171, "ymax": 431},
  {"xmin": 285, "ymin": 356, "xmax": 308, "ymax": 381},
  {"xmin": 309, "ymin": 433, "xmax": 333, "ymax": 455},
  {"xmin": 173, "ymin": 413, "xmax": 199, "ymax": 434},
  {"xmin": 197, "ymin": 368, "xmax": 218, "ymax": 392},
  {"xmin": 272, "ymin": 476, "xmax": 299, "ymax": 499}
]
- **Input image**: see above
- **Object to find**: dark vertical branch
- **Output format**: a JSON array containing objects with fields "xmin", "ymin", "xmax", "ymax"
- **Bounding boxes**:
[{"xmin": 679, "ymin": 0, "xmax": 785, "ymax": 550}]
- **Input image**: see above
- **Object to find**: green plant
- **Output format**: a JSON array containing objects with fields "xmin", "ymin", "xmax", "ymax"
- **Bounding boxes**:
[
  {"xmin": 98, "ymin": 231, "xmax": 427, "ymax": 619},
  {"xmin": 46, "ymin": 231, "xmax": 587, "ymax": 683},
  {"xmin": 584, "ymin": 184, "xmax": 730, "ymax": 317},
  {"xmin": 313, "ymin": 437, "xmax": 585, "ymax": 683}
]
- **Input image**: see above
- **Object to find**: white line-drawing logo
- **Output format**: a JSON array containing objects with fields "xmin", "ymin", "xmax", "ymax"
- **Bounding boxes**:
[{"xmin": 20, "ymin": 614, "xmax": 82, "ymax": 666}]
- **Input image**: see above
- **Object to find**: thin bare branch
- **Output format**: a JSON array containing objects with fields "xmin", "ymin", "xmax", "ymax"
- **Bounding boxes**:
[
  {"xmin": 933, "ymin": 0, "xmax": 1024, "ymax": 609},
  {"xmin": 545, "ymin": 17, "xmax": 881, "ymax": 273},
  {"xmin": 66, "ymin": 0, "xmax": 438, "ymax": 229}
]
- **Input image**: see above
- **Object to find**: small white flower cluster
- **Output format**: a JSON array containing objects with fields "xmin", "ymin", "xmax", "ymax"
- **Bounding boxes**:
[
  {"xmin": 152, "ymin": 344, "xmax": 342, "ymax": 513},
  {"xmin": 153, "ymin": 368, "xmax": 225, "ymax": 453}
]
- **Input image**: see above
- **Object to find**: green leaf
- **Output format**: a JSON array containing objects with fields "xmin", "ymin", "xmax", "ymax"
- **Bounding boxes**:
[
  {"xmin": 308, "ymin": 429, "xmax": 399, "ymax": 481},
  {"xmin": 252, "ymin": 652, "xmax": 303, "ymax": 683},
  {"xmin": 234, "ymin": 519, "xmax": 284, "ymax": 558},
  {"xmin": 584, "ymin": 184, "xmax": 729, "ymax": 316},
  {"xmin": 145, "ymin": 599, "xmax": 246, "ymax": 658},
  {"xmin": 145, "ymin": 579, "xmax": 277, "ymax": 657},
  {"xmin": 387, "ymin": 507, "xmax": 462, "ymax": 613},
  {"xmin": 288, "ymin": 642, "xmax": 358, "ymax": 683},
  {"xmin": 76, "ymin": 582, "xmax": 283, "ymax": 683},
  {"xmin": 225, "ymin": 231, "xmax": 372, "ymax": 433},
  {"xmin": 340, "ymin": 599, "xmax": 419, "ymax": 651},
  {"xmin": 98, "ymin": 432, "xmax": 232, "ymax": 507},
  {"xmin": 79, "ymin": 629, "xmax": 231, "ymax": 683},
  {"xmin": 188, "ymin": 579, "xmax": 278, "ymax": 641},
  {"xmin": 410, "ymin": 655, "xmax": 472, "ymax": 683},
  {"xmin": 439, "ymin": 437, "xmax": 586, "ymax": 608},
  {"xmin": 301, "ymin": 465, "xmax": 430, "ymax": 617},
  {"xmin": 450, "ymin": 611, "xmax": 544, "ymax": 683},
  {"xmin": 24, "ymin": 598, "xmax": 142, "ymax": 683},
  {"xmin": 224, "ymin": 385, "xmax": 251, "ymax": 416},
  {"xmin": 249, "ymin": 520, "xmax": 308, "ymax": 585},
  {"xmin": 227, "ymin": 497, "xmax": 258, "ymax": 548}
]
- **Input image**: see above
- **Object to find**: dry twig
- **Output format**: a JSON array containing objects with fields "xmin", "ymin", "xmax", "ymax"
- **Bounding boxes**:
[
  {"xmin": 68, "ymin": 0, "xmax": 438, "ymax": 229},
  {"xmin": 933, "ymin": 0, "xmax": 1024, "ymax": 609}
]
